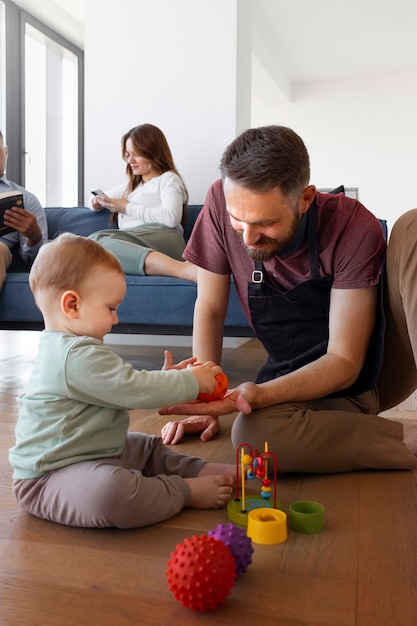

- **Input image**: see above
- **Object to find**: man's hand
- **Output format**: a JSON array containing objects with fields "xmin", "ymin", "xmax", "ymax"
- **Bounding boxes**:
[
  {"xmin": 159, "ymin": 385, "xmax": 256, "ymax": 444},
  {"xmin": 161, "ymin": 415, "xmax": 221, "ymax": 444},
  {"xmin": 4, "ymin": 206, "xmax": 42, "ymax": 246}
]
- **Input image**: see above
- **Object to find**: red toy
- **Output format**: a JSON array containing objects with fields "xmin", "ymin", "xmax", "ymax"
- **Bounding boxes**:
[
  {"xmin": 198, "ymin": 372, "xmax": 229, "ymax": 402},
  {"xmin": 166, "ymin": 534, "xmax": 236, "ymax": 612}
]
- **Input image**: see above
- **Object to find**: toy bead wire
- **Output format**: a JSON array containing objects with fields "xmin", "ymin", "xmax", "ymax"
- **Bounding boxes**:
[
  {"xmin": 241, "ymin": 446, "xmax": 246, "ymax": 512},
  {"xmin": 233, "ymin": 442, "xmax": 278, "ymax": 511}
]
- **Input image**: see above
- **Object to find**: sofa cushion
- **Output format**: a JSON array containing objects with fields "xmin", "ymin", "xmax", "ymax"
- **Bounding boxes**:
[
  {"xmin": 117, "ymin": 274, "xmax": 249, "ymax": 331},
  {"xmin": 0, "ymin": 203, "xmax": 253, "ymax": 335},
  {"xmin": 46, "ymin": 205, "xmax": 202, "ymax": 242},
  {"xmin": 46, "ymin": 207, "xmax": 114, "ymax": 238}
]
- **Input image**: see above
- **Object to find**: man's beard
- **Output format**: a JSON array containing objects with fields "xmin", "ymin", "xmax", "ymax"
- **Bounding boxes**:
[{"xmin": 236, "ymin": 211, "xmax": 302, "ymax": 261}]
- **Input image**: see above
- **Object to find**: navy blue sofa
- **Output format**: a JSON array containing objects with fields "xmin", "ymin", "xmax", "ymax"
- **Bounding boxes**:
[{"xmin": 0, "ymin": 205, "xmax": 253, "ymax": 336}]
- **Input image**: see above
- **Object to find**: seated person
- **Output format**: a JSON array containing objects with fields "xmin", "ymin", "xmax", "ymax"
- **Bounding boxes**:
[
  {"xmin": 160, "ymin": 125, "xmax": 417, "ymax": 475},
  {"xmin": 0, "ymin": 130, "xmax": 47, "ymax": 290},
  {"xmin": 9, "ymin": 233, "xmax": 234, "ymax": 529},
  {"xmin": 89, "ymin": 123, "xmax": 197, "ymax": 282}
]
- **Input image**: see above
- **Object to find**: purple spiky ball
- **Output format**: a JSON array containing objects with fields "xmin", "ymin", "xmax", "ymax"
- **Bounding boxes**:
[{"xmin": 208, "ymin": 522, "xmax": 254, "ymax": 576}]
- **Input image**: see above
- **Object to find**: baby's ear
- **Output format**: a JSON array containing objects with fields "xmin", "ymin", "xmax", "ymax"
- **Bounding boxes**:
[{"xmin": 61, "ymin": 290, "xmax": 81, "ymax": 318}]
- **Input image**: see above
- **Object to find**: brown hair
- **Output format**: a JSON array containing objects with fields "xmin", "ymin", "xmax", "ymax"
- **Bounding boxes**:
[
  {"xmin": 111, "ymin": 123, "xmax": 188, "ymax": 226},
  {"xmin": 220, "ymin": 125, "xmax": 310, "ymax": 205},
  {"xmin": 29, "ymin": 233, "xmax": 124, "ymax": 295}
]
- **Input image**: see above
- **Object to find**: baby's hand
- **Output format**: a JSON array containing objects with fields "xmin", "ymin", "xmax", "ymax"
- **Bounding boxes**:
[
  {"xmin": 198, "ymin": 371, "xmax": 228, "ymax": 402},
  {"xmin": 190, "ymin": 361, "xmax": 223, "ymax": 395},
  {"xmin": 162, "ymin": 350, "xmax": 198, "ymax": 371}
]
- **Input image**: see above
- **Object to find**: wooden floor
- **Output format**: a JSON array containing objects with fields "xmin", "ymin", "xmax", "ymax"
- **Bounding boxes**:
[{"xmin": 1, "ymin": 330, "xmax": 417, "ymax": 626}]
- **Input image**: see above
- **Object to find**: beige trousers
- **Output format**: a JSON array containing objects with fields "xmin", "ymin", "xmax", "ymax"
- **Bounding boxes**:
[
  {"xmin": 0, "ymin": 242, "xmax": 12, "ymax": 291},
  {"xmin": 232, "ymin": 209, "xmax": 417, "ymax": 473}
]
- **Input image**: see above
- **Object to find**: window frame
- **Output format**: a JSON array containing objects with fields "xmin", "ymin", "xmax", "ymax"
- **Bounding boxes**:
[{"xmin": 3, "ymin": 0, "xmax": 84, "ymax": 203}]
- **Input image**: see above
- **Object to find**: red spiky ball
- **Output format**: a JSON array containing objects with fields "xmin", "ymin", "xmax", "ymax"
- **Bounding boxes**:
[{"xmin": 166, "ymin": 534, "xmax": 236, "ymax": 612}]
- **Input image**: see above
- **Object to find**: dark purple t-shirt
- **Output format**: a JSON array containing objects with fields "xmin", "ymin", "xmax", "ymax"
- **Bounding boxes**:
[{"xmin": 184, "ymin": 179, "xmax": 386, "ymax": 324}]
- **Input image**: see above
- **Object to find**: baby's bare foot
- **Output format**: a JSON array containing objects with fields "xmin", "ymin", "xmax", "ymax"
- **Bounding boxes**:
[
  {"xmin": 185, "ymin": 475, "xmax": 234, "ymax": 509},
  {"xmin": 198, "ymin": 462, "xmax": 236, "ymax": 480}
]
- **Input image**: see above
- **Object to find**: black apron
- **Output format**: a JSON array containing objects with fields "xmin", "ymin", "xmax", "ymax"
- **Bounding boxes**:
[{"xmin": 248, "ymin": 201, "xmax": 385, "ymax": 398}]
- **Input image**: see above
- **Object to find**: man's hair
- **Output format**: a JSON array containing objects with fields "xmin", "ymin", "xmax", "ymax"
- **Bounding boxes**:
[
  {"xmin": 29, "ymin": 233, "xmax": 124, "ymax": 295},
  {"xmin": 220, "ymin": 125, "xmax": 310, "ymax": 202}
]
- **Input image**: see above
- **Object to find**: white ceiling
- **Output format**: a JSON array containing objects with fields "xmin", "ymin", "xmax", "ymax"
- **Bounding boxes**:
[
  {"xmin": 52, "ymin": 0, "xmax": 84, "ymax": 23},
  {"xmin": 16, "ymin": 0, "xmax": 417, "ymax": 87},
  {"xmin": 254, "ymin": 0, "xmax": 417, "ymax": 84}
]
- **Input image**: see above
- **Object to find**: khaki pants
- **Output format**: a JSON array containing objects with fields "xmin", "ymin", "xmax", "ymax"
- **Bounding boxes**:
[
  {"xmin": 0, "ymin": 242, "xmax": 12, "ymax": 291},
  {"xmin": 89, "ymin": 224, "xmax": 185, "ymax": 275},
  {"xmin": 232, "ymin": 209, "xmax": 417, "ymax": 473}
]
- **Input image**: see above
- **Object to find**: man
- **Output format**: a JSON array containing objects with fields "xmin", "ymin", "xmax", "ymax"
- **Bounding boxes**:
[
  {"xmin": 0, "ymin": 130, "xmax": 48, "ymax": 290},
  {"xmin": 161, "ymin": 125, "xmax": 417, "ymax": 474}
]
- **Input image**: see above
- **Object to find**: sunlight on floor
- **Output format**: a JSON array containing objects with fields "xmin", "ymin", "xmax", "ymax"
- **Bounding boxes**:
[{"xmin": 0, "ymin": 330, "xmax": 41, "ymax": 358}]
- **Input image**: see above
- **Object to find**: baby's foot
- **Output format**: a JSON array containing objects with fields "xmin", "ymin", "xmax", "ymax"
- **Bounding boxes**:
[
  {"xmin": 198, "ymin": 462, "xmax": 236, "ymax": 480},
  {"xmin": 185, "ymin": 475, "xmax": 234, "ymax": 509}
]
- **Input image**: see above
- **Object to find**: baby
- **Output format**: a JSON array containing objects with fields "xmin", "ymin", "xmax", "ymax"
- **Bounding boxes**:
[{"xmin": 9, "ymin": 233, "xmax": 234, "ymax": 528}]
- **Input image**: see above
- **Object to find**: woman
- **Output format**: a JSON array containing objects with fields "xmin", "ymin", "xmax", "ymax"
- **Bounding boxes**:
[{"xmin": 89, "ymin": 124, "xmax": 197, "ymax": 281}]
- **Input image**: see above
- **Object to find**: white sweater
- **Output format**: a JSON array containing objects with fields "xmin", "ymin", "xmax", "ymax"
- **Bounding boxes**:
[{"xmin": 91, "ymin": 171, "xmax": 187, "ymax": 233}]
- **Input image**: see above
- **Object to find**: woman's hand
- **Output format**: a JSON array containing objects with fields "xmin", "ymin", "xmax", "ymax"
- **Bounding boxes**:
[
  {"xmin": 91, "ymin": 195, "xmax": 103, "ymax": 211},
  {"xmin": 96, "ymin": 195, "xmax": 128, "ymax": 213}
]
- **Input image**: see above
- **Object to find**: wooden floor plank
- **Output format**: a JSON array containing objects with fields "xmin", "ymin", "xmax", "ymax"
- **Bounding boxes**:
[
  {"xmin": 357, "ymin": 470, "xmax": 417, "ymax": 626},
  {"xmin": 2, "ymin": 331, "xmax": 417, "ymax": 625}
]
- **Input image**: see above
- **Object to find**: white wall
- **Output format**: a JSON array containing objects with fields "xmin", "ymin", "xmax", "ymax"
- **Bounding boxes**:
[
  {"xmin": 253, "ymin": 69, "xmax": 417, "ymax": 231},
  {"xmin": 84, "ymin": 0, "xmax": 249, "ymax": 206},
  {"xmin": 83, "ymin": 1, "xmax": 417, "ymax": 231}
]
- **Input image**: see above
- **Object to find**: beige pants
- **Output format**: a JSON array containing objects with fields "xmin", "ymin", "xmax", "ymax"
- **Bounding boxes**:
[
  {"xmin": 232, "ymin": 209, "xmax": 417, "ymax": 473},
  {"xmin": 13, "ymin": 432, "xmax": 206, "ymax": 528},
  {"xmin": 0, "ymin": 242, "xmax": 12, "ymax": 291},
  {"xmin": 378, "ymin": 209, "xmax": 417, "ymax": 408}
]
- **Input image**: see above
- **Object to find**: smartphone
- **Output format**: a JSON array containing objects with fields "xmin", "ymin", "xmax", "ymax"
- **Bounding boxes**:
[{"xmin": 91, "ymin": 188, "xmax": 105, "ymax": 196}]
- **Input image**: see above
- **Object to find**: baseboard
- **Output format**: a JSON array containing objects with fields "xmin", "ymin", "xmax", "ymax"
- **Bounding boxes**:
[{"xmin": 104, "ymin": 334, "xmax": 251, "ymax": 349}]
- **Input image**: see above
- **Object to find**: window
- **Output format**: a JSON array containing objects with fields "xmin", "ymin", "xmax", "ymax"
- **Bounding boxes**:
[
  {"xmin": 25, "ymin": 24, "xmax": 80, "ymax": 205},
  {"xmin": 2, "ymin": 0, "xmax": 83, "ymax": 205},
  {"xmin": 0, "ymin": 1, "xmax": 5, "ymax": 132}
]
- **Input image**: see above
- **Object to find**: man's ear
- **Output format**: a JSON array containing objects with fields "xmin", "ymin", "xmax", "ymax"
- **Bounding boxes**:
[
  {"xmin": 300, "ymin": 185, "xmax": 316, "ymax": 214},
  {"xmin": 60, "ymin": 290, "xmax": 81, "ymax": 318}
]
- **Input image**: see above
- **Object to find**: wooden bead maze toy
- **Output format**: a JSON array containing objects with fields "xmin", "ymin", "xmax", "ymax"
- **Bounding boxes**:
[{"xmin": 227, "ymin": 442, "xmax": 283, "ymax": 527}]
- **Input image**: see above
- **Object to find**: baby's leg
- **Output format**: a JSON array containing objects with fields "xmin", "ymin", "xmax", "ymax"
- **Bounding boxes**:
[
  {"xmin": 13, "ymin": 455, "xmax": 196, "ymax": 528},
  {"xmin": 184, "ymin": 474, "xmax": 234, "ymax": 509},
  {"xmin": 197, "ymin": 462, "xmax": 236, "ymax": 479},
  {"xmin": 135, "ymin": 433, "xmax": 237, "ymax": 480}
]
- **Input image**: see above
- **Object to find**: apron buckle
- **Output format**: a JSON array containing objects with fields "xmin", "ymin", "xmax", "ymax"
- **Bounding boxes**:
[{"xmin": 252, "ymin": 270, "xmax": 263, "ymax": 284}]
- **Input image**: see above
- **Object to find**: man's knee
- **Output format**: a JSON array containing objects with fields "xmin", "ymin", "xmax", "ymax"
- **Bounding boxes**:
[{"xmin": 0, "ymin": 242, "xmax": 12, "ymax": 290}]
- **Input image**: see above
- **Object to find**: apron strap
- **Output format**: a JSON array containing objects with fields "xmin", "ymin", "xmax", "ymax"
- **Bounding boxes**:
[
  {"xmin": 307, "ymin": 201, "xmax": 321, "ymax": 280},
  {"xmin": 251, "ymin": 262, "xmax": 264, "ymax": 292}
]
